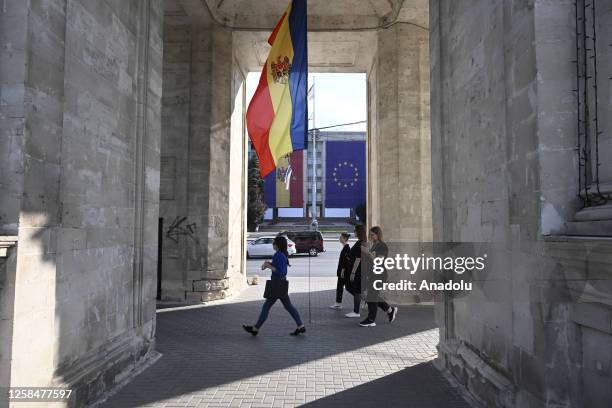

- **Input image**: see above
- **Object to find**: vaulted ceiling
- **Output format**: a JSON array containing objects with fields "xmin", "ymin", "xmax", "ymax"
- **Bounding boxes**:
[
  {"xmin": 233, "ymin": 30, "xmax": 378, "ymax": 73},
  {"xmin": 164, "ymin": 0, "xmax": 428, "ymax": 72},
  {"xmin": 204, "ymin": 0, "xmax": 406, "ymax": 29},
  {"xmin": 166, "ymin": 0, "xmax": 428, "ymax": 30}
]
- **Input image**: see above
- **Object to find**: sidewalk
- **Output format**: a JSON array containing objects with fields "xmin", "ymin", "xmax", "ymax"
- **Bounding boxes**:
[
  {"xmin": 247, "ymin": 232, "xmax": 357, "ymax": 241},
  {"xmin": 101, "ymin": 278, "xmax": 470, "ymax": 408}
]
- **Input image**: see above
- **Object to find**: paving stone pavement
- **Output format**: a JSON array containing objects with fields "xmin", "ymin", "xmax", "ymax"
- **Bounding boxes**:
[{"xmin": 101, "ymin": 278, "xmax": 471, "ymax": 408}]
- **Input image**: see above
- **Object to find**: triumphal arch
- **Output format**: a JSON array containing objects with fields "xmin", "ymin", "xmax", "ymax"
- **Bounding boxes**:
[{"xmin": 1, "ymin": 0, "xmax": 611, "ymax": 406}]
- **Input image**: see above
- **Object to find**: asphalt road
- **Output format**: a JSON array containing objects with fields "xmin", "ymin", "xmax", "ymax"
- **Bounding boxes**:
[{"xmin": 247, "ymin": 242, "xmax": 346, "ymax": 278}]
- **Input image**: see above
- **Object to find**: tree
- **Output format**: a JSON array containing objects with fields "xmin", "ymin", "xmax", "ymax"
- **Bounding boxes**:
[{"xmin": 247, "ymin": 156, "xmax": 267, "ymax": 231}]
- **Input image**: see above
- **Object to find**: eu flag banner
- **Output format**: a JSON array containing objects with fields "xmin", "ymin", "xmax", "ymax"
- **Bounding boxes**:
[{"xmin": 325, "ymin": 141, "xmax": 366, "ymax": 208}]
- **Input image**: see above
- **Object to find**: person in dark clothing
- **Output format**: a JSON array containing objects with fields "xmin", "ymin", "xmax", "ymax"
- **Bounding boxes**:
[
  {"xmin": 330, "ymin": 232, "xmax": 351, "ymax": 309},
  {"xmin": 359, "ymin": 226, "xmax": 398, "ymax": 327},
  {"xmin": 344, "ymin": 225, "xmax": 366, "ymax": 318},
  {"xmin": 243, "ymin": 236, "xmax": 306, "ymax": 336}
]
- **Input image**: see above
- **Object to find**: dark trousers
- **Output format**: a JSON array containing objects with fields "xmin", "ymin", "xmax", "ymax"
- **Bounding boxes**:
[
  {"xmin": 255, "ymin": 295, "xmax": 303, "ymax": 329},
  {"xmin": 345, "ymin": 284, "xmax": 361, "ymax": 314},
  {"xmin": 335, "ymin": 277, "xmax": 345, "ymax": 303},
  {"xmin": 367, "ymin": 301, "xmax": 391, "ymax": 321}
]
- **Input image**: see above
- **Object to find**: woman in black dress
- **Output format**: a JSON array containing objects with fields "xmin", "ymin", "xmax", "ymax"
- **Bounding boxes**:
[
  {"xmin": 329, "ymin": 232, "xmax": 351, "ymax": 309},
  {"xmin": 344, "ymin": 225, "xmax": 366, "ymax": 318}
]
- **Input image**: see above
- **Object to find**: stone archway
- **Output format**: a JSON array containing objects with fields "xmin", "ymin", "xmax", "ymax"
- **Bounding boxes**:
[
  {"xmin": 0, "ymin": 0, "xmax": 431, "ymax": 406},
  {"xmin": 157, "ymin": 0, "xmax": 433, "ymax": 304}
]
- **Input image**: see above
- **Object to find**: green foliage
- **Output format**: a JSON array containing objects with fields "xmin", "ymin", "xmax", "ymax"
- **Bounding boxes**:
[{"xmin": 247, "ymin": 156, "xmax": 267, "ymax": 231}]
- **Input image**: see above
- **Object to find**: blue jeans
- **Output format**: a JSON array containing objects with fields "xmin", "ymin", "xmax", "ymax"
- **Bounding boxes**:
[{"xmin": 255, "ymin": 295, "xmax": 303, "ymax": 329}]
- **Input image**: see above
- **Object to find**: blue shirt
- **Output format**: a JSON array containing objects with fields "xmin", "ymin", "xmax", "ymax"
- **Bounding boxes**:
[{"xmin": 271, "ymin": 251, "xmax": 288, "ymax": 280}]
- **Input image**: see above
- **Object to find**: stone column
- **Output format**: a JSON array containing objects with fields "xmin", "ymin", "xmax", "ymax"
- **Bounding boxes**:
[
  {"xmin": 0, "ymin": 0, "xmax": 163, "ymax": 405},
  {"xmin": 228, "ymin": 57, "xmax": 248, "ymax": 294},
  {"xmin": 430, "ymin": 1, "xmax": 612, "ymax": 407},
  {"xmin": 203, "ymin": 27, "xmax": 232, "ymax": 282},
  {"xmin": 370, "ymin": 23, "xmax": 432, "ymax": 241},
  {"xmin": 183, "ymin": 23, "xmax": 214, "ymax": 296},
  {"xmin": 0, "ymin": 0, "xmax": 28, "ymax": 393},
  {"xmin": 160, "ymin": 19, "xmax": 246, "ymax": 302},
  {"xmin": 190, "ymin": 25, "xmax": 246, "ymax": 300},
  {"xmin": 8, "ymin": 0, "xmax": 68, "ymax": 391},
  {"xmin": 160, "ymin": 16, "xmax": 192, "ymax": 299}
]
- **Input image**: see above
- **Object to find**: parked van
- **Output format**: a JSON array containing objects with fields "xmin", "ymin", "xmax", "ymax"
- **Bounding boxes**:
[{"xmin": 278, "ymin": 230, "xmax": 324, "ymax": 256}]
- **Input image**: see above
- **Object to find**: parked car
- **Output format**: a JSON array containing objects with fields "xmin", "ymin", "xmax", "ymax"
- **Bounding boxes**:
[
  {"xmin": 246, "ymin": 236, "xmax": 296, "ymax": 258},
  {"xmin": 278, "ymin": 230, "xmax": 324, "ymax": 256}
]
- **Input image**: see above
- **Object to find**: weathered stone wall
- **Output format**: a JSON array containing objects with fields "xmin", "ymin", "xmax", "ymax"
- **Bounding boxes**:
[
  {"xmin": 159, "ymin": 7, "xmax": 246, "ymax": 303},
  {"xmin": 0, "ymin": 240, "xmax": 18, "ymax": 399},
  {"xmin": 431, "ymin": 0, "xmax": 612, "ymax": 406},
  {"xmin": 371, "ymin": 21, "xmax": 432, "ymax": 241},
  {"xmin": 160, "ymin": 14, "xmax": 193, "ymax": 300},
  {"xmin": 0, "ymin": 0, "xmax": 163, "ymax": 406},
  {"xmin": 205, "ymin": 26, "xmax": 239, "ymax": 291},
  {"xmin": 0, "ymin": 0, "xmax": 28, "ymax": 395},
  {"xmin": 228, "ymin": 54, "xmax": 248, "ymax": 295},
  {"xmin": 0, "ymin": 0, "xmax": 27, "ymax": 235}
]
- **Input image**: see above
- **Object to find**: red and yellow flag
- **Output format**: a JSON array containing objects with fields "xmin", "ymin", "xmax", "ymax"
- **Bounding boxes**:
[{"xmin": 247, "ymin": 0, "xmax": 308, "ymax": 178}]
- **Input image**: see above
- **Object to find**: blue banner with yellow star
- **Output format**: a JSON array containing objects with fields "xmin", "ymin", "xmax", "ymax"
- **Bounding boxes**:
[{"xmin": 325, "ymin": 141, "xmax": 366, "ymax": 208}]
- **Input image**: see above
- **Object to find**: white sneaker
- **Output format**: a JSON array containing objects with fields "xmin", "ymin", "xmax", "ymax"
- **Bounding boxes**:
[
  {"xmin": 329, "ymin": 303, "xmax": 342, "ymax": 309},
  {"xmin": 359, "ymin": 319, "xmax": 376, "ymax": 327},
  {"xmin": 388, "ymin": 307, "xmax": 398, "ymax": 323},
  {"xmin": 345, "ymin": 312, "xmax": 361, "ymax": 318}
]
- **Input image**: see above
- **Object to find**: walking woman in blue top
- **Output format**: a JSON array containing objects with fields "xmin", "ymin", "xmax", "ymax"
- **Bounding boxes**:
[{"xmin": 243, "ymin": 236, "xmax": 306, "ymax": 336}]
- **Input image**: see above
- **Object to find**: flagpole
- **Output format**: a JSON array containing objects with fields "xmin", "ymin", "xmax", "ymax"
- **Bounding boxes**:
[
  {"xmin": 311, "ymin": 77, "xmax": 318, "ymax": 230},
  {"xmin": 308, "ymin": 77, "xmax": 315, "ymax": 324}
]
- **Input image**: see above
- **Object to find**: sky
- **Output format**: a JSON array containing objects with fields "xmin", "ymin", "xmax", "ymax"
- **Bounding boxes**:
[{"xmin": 245, "ymin": 72, "xmax": 367, "ymax": 132}]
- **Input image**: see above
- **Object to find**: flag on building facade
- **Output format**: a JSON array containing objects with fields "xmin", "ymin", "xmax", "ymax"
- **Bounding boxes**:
[
  {"xmin": 284, "ymin": 164, "xmax": 293, "ymax": 190},
  {"xmin": 264, "ymin": 150, "xmax": 304, "ymax": 208},
  {"xmin": 325, "ymin": 141, "xmax": 366, "ymax": 208},
  {"xmin": 247, "ymin": 0, "xmax": 308, "ymax": 178}
]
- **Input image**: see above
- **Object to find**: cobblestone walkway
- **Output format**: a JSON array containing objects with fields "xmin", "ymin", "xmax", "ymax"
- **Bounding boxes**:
[{"xmin": 101, "ymin": 278, "xmax": 470, "ymax": 408}]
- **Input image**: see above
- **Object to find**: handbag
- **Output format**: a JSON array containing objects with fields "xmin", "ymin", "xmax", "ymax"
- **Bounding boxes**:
[{"xmin": 263, "ymin": 279, "xmax": 289, "ymax": 299}]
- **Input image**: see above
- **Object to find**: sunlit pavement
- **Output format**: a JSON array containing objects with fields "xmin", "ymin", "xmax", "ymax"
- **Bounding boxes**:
[{"xmin": 101, "ymin": 278, "xmax": 470, "ymax": 408}]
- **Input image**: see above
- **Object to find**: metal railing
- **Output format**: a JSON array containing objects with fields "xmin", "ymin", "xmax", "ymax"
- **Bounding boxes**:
[{"xmin": 574, "ymin": 0, "xmax": 610, "ymax": 207}]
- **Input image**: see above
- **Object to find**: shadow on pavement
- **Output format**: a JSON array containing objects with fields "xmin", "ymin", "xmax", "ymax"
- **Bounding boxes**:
[
  {"xmin": 102, "ymin": 288, "xmax": 443, "ymax": 407},
  {"xmin": 302, "ymin": 361, "xmax": 470, "ymax": 408}
]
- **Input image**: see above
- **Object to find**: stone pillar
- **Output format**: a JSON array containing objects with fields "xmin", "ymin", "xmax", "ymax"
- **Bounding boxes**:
[
  {"xmin": 159, "ymin": 15, "xmax": 192, "ymax": 299},
  {"xmin": 0, "ymin": 0, "xmax": 163, "ymax": 406},
  {"xmin": 370, "ymin": 23, "xmax": 432, "ymax": 241},
  {"xmin": 203, "ymin": 27, "xmax": 233, "ymax": 282},
  {"xmin": 184, "ymin": 23, "xmax": 214, "ymax": 298},
  {"xmin": 160, "ymin": 17, "xmax": 246, "ymax": 303},
  {"xmin": 200, "ymin": 26, "xmax": 246, "ymax": 298},
  {"xmin": 228, "ymin": 56, "xmax": 248, "ymax": 295},
  {"xmin": 0, "ymin": 0, "xmax": 28, "ymax": 395},
  {"xmin": 0, "ymin": 237, "xmax": 17, "ymax": 396},
  {"xmin": 430, "ymin": 1, "xmax": 612, "ymax": 407}
]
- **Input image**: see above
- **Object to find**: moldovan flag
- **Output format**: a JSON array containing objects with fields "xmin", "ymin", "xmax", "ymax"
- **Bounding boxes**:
[
  {"xmin": 264, "ymin": 151, "xmax": 304, "ymax": 208},
  {"xmin": 246, "ymin": 0, "xmax": 308, "ymax": 178}
]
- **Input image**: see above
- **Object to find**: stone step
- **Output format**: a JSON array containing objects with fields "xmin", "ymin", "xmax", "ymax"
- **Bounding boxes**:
[
  {"xmin": 574, "ymin": 204, "xmax": 612, "ymax": 222},
  {"xmin": 184, "ymin": 290, "xmax": 227, "ymax": 304},
  {"xmin": 562, "ymin": 220, "xmax": 612, "ymax": 237}
]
